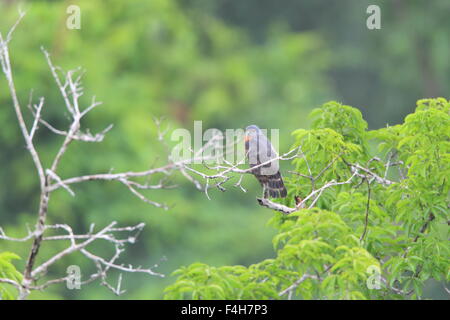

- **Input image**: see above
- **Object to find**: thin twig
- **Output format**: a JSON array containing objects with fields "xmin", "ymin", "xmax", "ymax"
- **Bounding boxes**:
[{"xmin": 360, "ymin": 179, "xmax": 371, "ymax": 241}]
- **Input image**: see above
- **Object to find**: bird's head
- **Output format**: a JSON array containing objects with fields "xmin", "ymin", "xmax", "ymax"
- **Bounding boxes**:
[{"xmin": 244, "ymin": 125, "xmax": 260, "ymax": 142}]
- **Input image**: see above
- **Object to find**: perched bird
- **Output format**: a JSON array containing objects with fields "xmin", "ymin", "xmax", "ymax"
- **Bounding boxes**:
[{"xmin": 244, "ymin": 125, "xmax": 287, "ymax": 198}]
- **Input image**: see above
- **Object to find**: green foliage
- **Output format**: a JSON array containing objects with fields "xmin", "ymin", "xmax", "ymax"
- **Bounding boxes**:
[
  {"xmin": 165, "ymin": 208, "xmax": 380, "ymax": 300},
  {"xmin": 309, "ymin": 101, "xmax": 369, "ymax": 149},
  {"xmin": 0, "ymin": 252, "xmax": 22, "ymax": 300},
  {"xmin": 372, "ymin": 98, "xmax": 450, "ymax": 294},
  {"xmin": 286, "ymin": 101, "xmax": 369, "ymax": 208},
  {"xmin": 165, "ymin": 99, "xmax": 450, "ymax": 300}
]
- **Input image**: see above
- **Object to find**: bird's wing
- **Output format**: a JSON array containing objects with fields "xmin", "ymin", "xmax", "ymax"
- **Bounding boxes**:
[{"xmin": 256, "ymin": 133, "xmax": 279, "ymax": 175}]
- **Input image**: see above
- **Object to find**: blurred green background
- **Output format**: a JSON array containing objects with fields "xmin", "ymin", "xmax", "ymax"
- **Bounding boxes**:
[{"xmin": 0, "ymin": 0, "xmax": 448, "ymax": 299}]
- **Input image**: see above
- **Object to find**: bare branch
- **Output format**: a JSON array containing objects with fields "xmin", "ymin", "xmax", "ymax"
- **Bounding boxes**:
[
  {"xmin": 81, "ymin": 247, "xmax": 164, "ymax": 278},
  {"xmin": 31, "ymin": 222, "xmax": 117, "ymax": 278},
  {"xmin": 46, "ymin": 169, "xmax": 75, "ymax": 196},
  {"xmin": 0, "ymin": 12, "xmax": 45, "ymax": 191},
  {"xmin": 360, "ymin": 179, "xmax": 372, "ymax": 241},
  {"xmin": 29, "ymin": 97, "xmax": 44, "ymax": 140},
  {"xmin": 279, "ymin": 274, "xmax": 318, "ymax": 298},
  {"xmin": 0, "ymin": 278, "xmax": 23, "ymax": 296},
  {"xmin": 346, "ymin": 162, "xmax": 395, "ymax": 186},
  {"xmin": 120, "ymin": 179, "xmax": 169, "ymax": 209},
  {"xmin": 257, "ymin": 171, "xmax": 359, "ymax": 214}
]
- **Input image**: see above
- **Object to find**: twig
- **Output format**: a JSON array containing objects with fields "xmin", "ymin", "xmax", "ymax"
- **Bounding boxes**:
[
  {"xmin": 278, "ymin": 274, "xmax": 318, "ymax": 298},
  {"xmin": 360, "ymin": 179, "xmax": 371, "ymax": 241},
  {"xmin": 257, "ymin": 172, "xmax": 358, "ymax": 214}
]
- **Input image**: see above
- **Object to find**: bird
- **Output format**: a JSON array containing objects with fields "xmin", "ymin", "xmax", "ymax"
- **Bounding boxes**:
[{"xmin": 244, "ymin": 125, "xmax": 287, "ymax": 198}]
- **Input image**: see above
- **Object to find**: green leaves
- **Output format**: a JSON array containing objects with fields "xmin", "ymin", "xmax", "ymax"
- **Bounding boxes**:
[
  {"xmin": 165, "ymin": 209, "xmax": 380, "ymax": 300},
  {"xmin": 369, "ymin": 98, "xmax": 450, "ymax": 299},
  {"xmin": 165, "ymin": 99, "xmax": 450, "ymax": 300},
  {"xmin": 309, "ymin": 101, "xmax": 369, "ymax": 152},
  {"xmin": 164, "ymin": 262, "xmax": 279, "ymax": 300},
  {"xmin": 0, "ymin": 251, "xmax": 22, "ymax": 300}
]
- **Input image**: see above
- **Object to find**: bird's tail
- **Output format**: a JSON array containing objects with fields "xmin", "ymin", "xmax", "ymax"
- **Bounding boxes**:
[{"xmin": 259, "ymin": 171, "xmax": 287, "ymax": 198}]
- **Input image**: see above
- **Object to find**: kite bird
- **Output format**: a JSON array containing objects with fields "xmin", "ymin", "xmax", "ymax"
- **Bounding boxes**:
[{"xmin": 244, "ymin": 125, "xmax": 287, "ymax": 198}]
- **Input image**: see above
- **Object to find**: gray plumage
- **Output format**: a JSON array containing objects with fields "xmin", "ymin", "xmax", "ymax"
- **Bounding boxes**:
[{"xmin": 245, "ymin": 125, "xmax": 287, "ymax": 198}]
